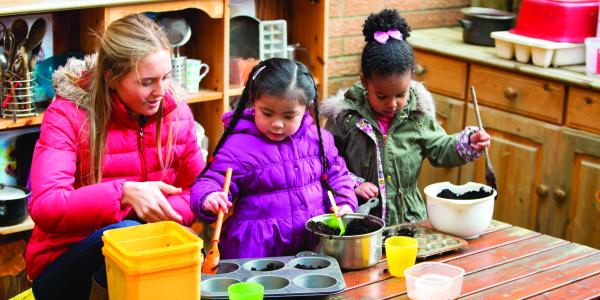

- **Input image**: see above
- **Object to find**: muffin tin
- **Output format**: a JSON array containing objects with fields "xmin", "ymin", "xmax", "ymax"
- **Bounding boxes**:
[
  {"xmin": 383, "ymin": 224, "xmax": 468, "ymax": 259},
  {"xmin": 201, "ymin": 254, "xmax": 345, "ymax": 299}
]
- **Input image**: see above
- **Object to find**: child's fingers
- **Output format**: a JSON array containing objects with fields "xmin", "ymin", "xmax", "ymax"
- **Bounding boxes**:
[
  {"xmin": 336, "ymin": 205, "xmax": 353, "ymax": 217},
  {"xmin": 367, "ymin": 185, "xmax": 379, "ymax": 197}
]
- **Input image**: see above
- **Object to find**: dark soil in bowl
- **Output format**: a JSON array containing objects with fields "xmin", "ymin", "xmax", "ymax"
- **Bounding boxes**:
[
  {"xmin": 294, "ymin": 263, "xmax": 325, "ymax": 270},
  {"xmin": 250, "ymin": 263, "xmax": 279, "ymax": 271},
  {"xmin": 307, "ymin": 218, "xmax": 381, "ymax": 236},
  {"xmin": 437, "ymin": 187, "xmax": 493, "ymax": 200}
]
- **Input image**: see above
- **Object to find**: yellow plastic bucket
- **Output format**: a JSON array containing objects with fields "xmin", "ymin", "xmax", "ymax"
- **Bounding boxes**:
[{"xmin": 102, "ymin": 221, "xmax": 203, "ymax": 300}]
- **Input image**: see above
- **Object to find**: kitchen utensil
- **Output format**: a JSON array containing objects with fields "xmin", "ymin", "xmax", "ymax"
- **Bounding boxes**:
[
  {"xmin": 470, "ymin": 86, "xmax": 497, "ymax": 196},
  {"xmin": 404, "ymin": 262, "xmax": 465, "ymax": 300},
  {"xmin": 469, "ymin": 87, "xmax": 497, "ymax": 191},
  {"xmin": 0, "ymin": 183, "xmax": 30, "ymax": 226},
  {"xmin": 2, "ymin": 29, "xmax": 15, "ymax": 68},
  {"xmin": 2, "ymin": 81, "xmax": 20, "ymax": 108},
  {"xmin": 202, "ymin": 167, "xmax": 233, "ymax": 275},
  {"xmin": 356, "ymin": 197, "xmax": 379, "ymax": 215},
  {"xmin": 385, "ymin": 236, "xmax": 418, "ymax": 277},
  {"xmin": 10, "ymin": 19, "xmax": 27, "ymax": 63},
  {"xmin": 201, "ymin": 254, "xmax": 346, "ymax": 299},
  {"xmin": 511, "ymin": 0, "xmax": 599, "ymax": 43},
  {"xmin": 158, "ymin": 15, "xmax": 191, "ymax": 57},
  {"xmin": 459, "ymin": 7, "xmax": 515, "ymax": 46},
  {"xmin": 305, "ymin": 213, "xmax": 384, "ymax": 269},
  {"xmin": 24, "ymin": 18, "xmax": 47, "ymax": 58},
  {"xmin": 424, "ymin": 181, "xmax": 496, "ymax": 239},
  {"xmin": 324, "ymin": 190, "xmax": 345, "ymax": 236}
]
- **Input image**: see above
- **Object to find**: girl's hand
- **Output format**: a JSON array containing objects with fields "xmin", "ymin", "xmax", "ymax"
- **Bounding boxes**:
[
  {"xmin": 122, "ymin": 181, "xmax": 183, "ymax": 223},
  {"xmin": 469, "ymin": 130, "xmax": 491, "ymax": 152},
  {"xmin": 203, "ymin": 191, "xmax": 232, "ymax": 215},
  {"xmin": 355, "ymin": 182, "xmax": 379, "ymax": 200},
  {"xmin": 335, "ymin": 204, "xmax": 353, "ymax": 217}
]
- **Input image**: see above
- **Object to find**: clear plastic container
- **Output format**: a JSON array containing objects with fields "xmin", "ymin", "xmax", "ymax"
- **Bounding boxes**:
[{"xmin": 404, "ymin": 262, "xmax": 465, "ymax": 300}]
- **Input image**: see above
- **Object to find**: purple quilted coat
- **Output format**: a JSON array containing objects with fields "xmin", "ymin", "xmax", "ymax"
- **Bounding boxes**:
[{"xmin": 191, "ymin": 109, "xmax": 357, "ymax": 259}]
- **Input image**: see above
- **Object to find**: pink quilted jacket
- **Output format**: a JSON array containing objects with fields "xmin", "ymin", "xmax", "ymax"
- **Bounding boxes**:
[{"xmin": 25, "ymin": 58, "xmax": 205, "ymax": 280}]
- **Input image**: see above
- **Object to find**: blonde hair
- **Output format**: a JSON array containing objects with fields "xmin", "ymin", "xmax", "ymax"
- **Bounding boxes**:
[{"xmin": 86, "ymin": 13, "xmax": 176, "ymax": 184}]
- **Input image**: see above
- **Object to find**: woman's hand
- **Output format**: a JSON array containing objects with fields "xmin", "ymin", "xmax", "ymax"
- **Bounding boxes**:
[
  {"xmin": 203, "ymin": 191, "xmax": 232, "ymax": 215},
  {"xmin": 355, "ymin": 182, "xmax": 379, "ymax": 200},
  {"xmin": 334, "ymin": 204, "xmax": 353, "ymax": 217},
  {"xmin": 469, "ymin": 130, "xmax": 491, "ymax": 152},
  {"xmin": 121, "ymin": 181, "xmax": 183, "ymax": 223}
]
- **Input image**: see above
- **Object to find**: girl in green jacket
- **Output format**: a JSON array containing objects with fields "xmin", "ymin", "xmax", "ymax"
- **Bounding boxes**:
[{"xmin": 322, "ymin": 9, "xmax": 490, "ymax": 225}]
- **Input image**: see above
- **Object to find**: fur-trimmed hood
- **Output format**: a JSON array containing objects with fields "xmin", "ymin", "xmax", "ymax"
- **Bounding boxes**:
[
  {"xmin": 52, "ymin": 54, "xmax": 187, "ymax": 109},
  {"xmin": 320, "ymin": 80, "xmax": 436, "ymax": 122}
]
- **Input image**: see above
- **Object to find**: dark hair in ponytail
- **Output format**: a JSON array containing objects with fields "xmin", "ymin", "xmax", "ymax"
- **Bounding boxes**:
[
  {"xmin": 199, "ymin": 58, "xmax": 338, "ymax": 196},
  {"xmin": 361, "ymin": 9, "xmax": 414, "ymax": 80}
]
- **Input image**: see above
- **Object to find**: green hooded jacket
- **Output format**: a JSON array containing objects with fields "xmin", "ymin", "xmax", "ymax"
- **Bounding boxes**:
[{"xmin": 322, "ymin": 82, "xmax": 467, "ymax": 225}]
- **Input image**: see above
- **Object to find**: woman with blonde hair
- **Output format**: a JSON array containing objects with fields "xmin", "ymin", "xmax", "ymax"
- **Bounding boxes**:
[{"xmin": 25, "ymin": 13, "xmax": 204, "ymax": 299}]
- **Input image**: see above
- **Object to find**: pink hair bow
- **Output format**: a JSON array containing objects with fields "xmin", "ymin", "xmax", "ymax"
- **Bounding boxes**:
[{"xmin": 374, "ymin": 29, "xmax": 403, "ymax": 44}]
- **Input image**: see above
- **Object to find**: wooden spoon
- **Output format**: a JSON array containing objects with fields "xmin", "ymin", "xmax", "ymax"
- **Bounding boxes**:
[
  {"xmin": 10, "ymin": 19, "xmax": 27, "ymax": 62},
  {"xmin": 24, "ymin": 18, "xmax": 47, "ymax": 58}
]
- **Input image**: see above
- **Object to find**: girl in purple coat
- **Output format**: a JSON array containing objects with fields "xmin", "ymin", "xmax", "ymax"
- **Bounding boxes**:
[{"xmin": 191, "ymin": 58, "xmax": 358, "ymax": 258}]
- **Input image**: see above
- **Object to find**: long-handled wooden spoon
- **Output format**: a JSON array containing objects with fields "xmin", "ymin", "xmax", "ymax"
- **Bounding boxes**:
[
  {"xmin": 201, "ymin": 167, "xmax": 233, "ymax": 274},
  {"xmin": 470, "ymin": 86, "xmax": 498, "ymax": 198}
]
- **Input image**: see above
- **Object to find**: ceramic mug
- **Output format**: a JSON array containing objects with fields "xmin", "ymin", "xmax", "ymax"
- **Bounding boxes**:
[{"xmin": 185, "ymin": 59, "xmax": 210, "ymax": 92}]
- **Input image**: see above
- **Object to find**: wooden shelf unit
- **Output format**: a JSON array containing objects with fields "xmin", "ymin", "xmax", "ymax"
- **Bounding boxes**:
[
  {"xmin": 1, "ymin": 0, "xmax": 328, "ymax": 152},
  {"xmin": 0, "ymin": 0, "xmax": 329, "ymax": 233}
]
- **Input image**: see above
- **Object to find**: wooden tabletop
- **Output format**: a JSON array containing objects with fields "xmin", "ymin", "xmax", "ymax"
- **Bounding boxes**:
[{"xmin": 329, "ymin": 221, "xmax": 600, "ymax": 300}]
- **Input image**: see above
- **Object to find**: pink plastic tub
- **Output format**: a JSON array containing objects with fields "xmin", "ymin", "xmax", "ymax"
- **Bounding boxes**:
[{"xmin": 511, "ymin": 0, "xmax": 599, "ymax": 43}]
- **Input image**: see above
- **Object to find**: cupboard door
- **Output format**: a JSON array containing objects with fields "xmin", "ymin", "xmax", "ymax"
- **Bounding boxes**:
[
  {"xmin": 413, "ymin": 50, "xmax": 468, "ymax": 100},
  {"xmin": 460, "ymin": 105, "xmax": 560, "ymax": 231},
  {"xmin": 418, "ymin": 93, "xmax": 465, "ymax": 192},
  {"xmin": 560, "ymin": 128, "xmax": 600, "ymax": 249}
]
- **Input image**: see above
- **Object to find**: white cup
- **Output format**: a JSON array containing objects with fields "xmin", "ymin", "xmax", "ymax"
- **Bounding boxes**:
[
  {"xmin": 185, "ymin": 59, "xmax": 210, "ymax": 92},
  {"xmin": 585, "ymin": 37, "xmax": 600, "ymax": 76}
]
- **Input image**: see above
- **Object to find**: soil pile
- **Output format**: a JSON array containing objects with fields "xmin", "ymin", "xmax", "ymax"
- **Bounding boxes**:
[{"xmin": 437, "ymin": 187, "xmax": 493, "ymax": 200}]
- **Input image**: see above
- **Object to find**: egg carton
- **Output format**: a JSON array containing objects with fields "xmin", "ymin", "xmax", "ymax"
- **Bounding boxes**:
[
  {"xmin": 383, "ymin": 224, "xmax": 468, "ymax": 259},
  {"xmin": 201, "ymin": 254, "xmax": 345, "ymax": 299},
  {"xmin": 259, "ymin": 19, "xmax": 287, "ymax": 60},
  {"xmin": 491, "ymin": 31, "xmax": 585, "ymax": 68}
]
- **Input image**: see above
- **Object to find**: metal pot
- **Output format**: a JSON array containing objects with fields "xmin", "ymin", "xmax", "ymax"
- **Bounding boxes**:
[
  {"xmin": 0, "ymin": 183, "xmax": 30, "ymax": 226},
  {"xmin": 459, "ymin": 7, "xmax": 516, "ymax": 46},
  {"xmin": 305, "ymin": 213, "xmax": 384, "ymax": 270}
]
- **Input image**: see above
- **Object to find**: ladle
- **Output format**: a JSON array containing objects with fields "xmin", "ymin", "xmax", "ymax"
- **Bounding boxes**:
[{"xmin": 158, "ymin": 15, "xmax": 191, "ymax": 57}]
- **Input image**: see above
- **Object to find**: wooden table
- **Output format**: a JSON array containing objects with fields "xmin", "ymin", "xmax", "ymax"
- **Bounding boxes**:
[{"xmin": 329, "ymin": 221, "xmax": 600, "ymax": 299}]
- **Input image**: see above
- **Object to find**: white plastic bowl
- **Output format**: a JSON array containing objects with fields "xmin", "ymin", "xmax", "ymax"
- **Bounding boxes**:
[
  {"xmin": 404, "ymin": 262, "xmax": 465, "ymax": 300},
  {"xmin": 424, "ymin": 182, "xmax": 496, "ymax": 239}
]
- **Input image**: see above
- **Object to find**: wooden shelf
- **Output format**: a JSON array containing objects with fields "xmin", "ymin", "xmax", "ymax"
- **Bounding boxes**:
[
  {"xmin": 0, "ymin": 112, "xmax": 44, "ymax": 131},
  {"xmin": 0, "ymin": 0, "xmax": 224, "ymax": 18},
  {"xmin": 187, "ymin": 89, "xmax": 223, "ymax": 104},
  {"xmin": 0, "ymin": 216, "xmax": 34, "ymax": 236},
  {"xmin": 230, "ymin": 85, "xmax": 244, "ymax": 97}
]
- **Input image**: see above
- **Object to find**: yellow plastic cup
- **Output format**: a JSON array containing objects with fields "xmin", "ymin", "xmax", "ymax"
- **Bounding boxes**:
[
  {"xmin": 228, "ymin": 282, "xmax": 264, "ymax": 300},
  {"xmin": 385, "ymin": 236, "xmax": 418, "ymax": 277}
]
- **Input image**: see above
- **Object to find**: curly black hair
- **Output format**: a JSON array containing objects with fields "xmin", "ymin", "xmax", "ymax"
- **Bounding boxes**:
[{"xmin": 361, "ymin": 9, "xmax": 414, "ymax": 79}]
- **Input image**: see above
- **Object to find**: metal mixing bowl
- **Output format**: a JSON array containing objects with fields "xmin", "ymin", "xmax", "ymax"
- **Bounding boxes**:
[{"xmin": 305, "ymin": 213, "xmax": 384, "ymax": 270}]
